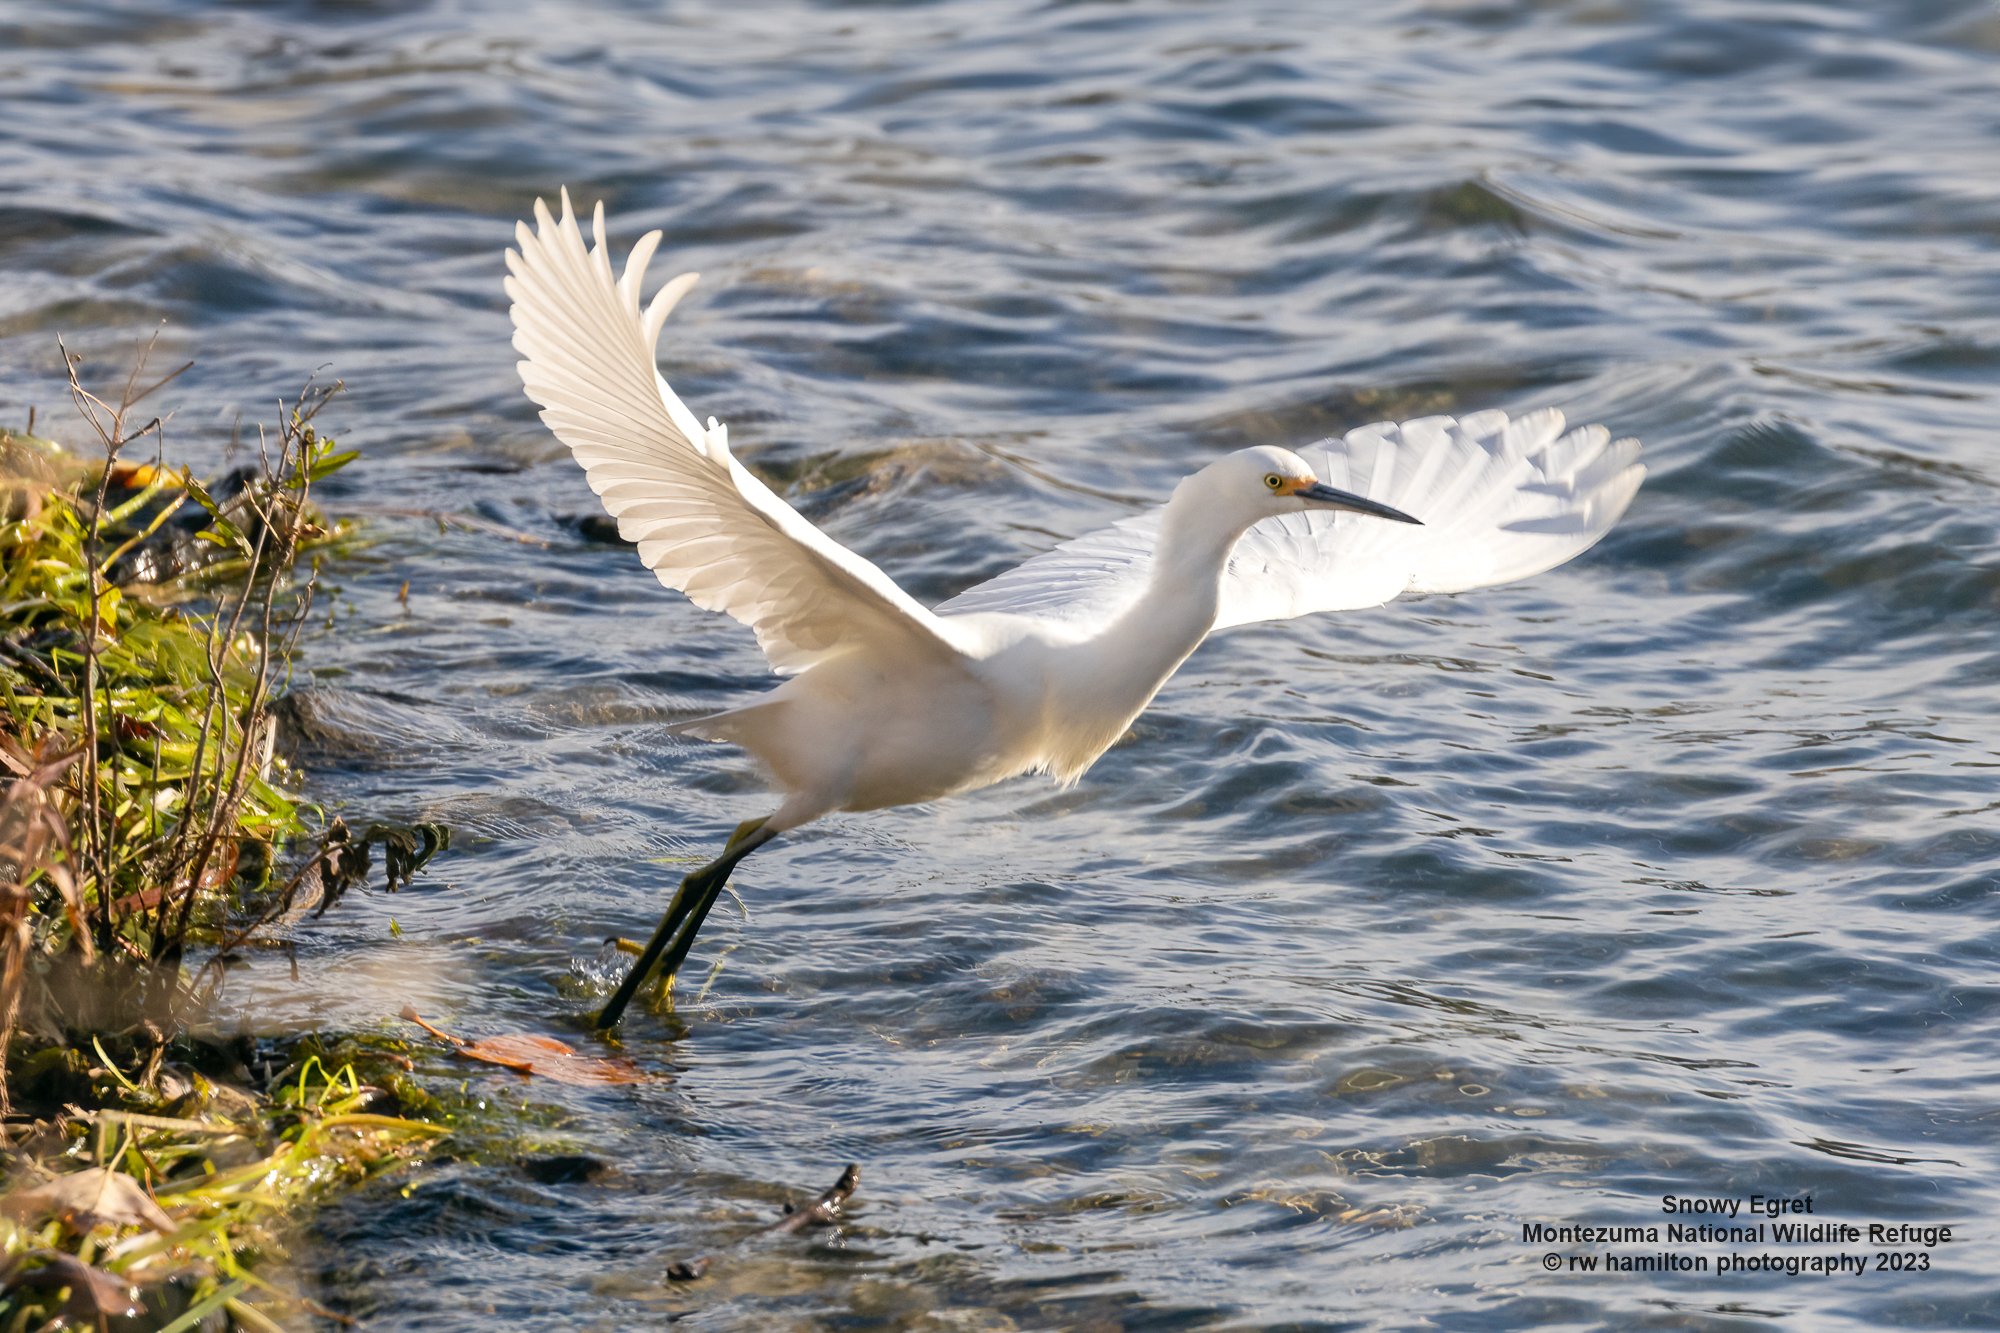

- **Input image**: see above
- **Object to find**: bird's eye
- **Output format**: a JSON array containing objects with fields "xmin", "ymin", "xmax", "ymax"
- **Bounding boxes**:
[{"xmin": 1264, "ymin": 474, "xmax": 1283, "ymax": 491}]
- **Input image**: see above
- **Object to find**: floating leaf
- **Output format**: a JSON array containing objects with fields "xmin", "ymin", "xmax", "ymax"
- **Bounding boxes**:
[{"xmin": 400, "ymin": 1007, "xmax": 650, "ymax": 1086}]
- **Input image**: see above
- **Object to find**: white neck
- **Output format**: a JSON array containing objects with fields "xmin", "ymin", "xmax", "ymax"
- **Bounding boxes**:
[
  {"xmin": 1035, "ymin": 479, "xmax": 1258, "ymax": 777},
  {"xmin": 1111, "ymin": 478, "xmax": 1244, "ymax": 657}
]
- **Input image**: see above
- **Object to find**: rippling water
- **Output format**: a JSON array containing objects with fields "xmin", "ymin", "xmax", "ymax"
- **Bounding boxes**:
[{"xmin": 6, "ymin": 1, "xmax": 2000, "ymax": 1328}]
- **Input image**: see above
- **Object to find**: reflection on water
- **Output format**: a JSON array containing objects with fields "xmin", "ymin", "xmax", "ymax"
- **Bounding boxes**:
[{"xmin": 4, "ymin": 0, "xmax": 1999, "ymax": 1327}]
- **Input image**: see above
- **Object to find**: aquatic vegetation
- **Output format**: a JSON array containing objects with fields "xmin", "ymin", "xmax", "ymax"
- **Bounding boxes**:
[
  {"xmin": 0, "ymin": 1048, "xmax": 445, "ymax": 1329},
  {"xmin": 0, "ymin": 349, "xmax": 453, "ymax": 1329},
  {"xmin": 0, "ymin": 346, "xmax": 352, "ymax": 1078}
]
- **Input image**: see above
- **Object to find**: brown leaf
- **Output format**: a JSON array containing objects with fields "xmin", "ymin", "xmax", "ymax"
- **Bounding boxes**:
[
  {"xmin": 400, "ymin": 1007, "xmax": 650, "ymax": 1086},
  {"xmin": 107, "ymin": 884, "xmax": 167, "ymax": 917},
  {"xmin": 1, "ymin": 1167, "xmax": 174, "ymax": 1234},
  {"xmin": 0, "ymin": 1250, "xmax": 142, "ymax": 1319}
]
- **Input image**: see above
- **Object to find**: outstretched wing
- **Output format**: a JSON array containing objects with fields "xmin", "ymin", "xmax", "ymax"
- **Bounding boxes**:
[
  {"xmin": 1215, "ymin": 408, "xmax": 1642, "ymax": 627},
  {"xmin": 506, "ymin": 192, "xmax": 971, "ymax": 674},
  {"xmin": 937, "ymin": 409, "xmax": 1642, "ymax": 629}
]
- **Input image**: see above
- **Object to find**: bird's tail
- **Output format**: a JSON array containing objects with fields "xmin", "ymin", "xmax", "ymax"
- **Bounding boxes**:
[
  {"xmin": 665, "ymin": 712, "xmax": 737, "ymax": 743},
  {"xmin": 665, "ymin": 699, "xmax": 792, "ymax": 750}
]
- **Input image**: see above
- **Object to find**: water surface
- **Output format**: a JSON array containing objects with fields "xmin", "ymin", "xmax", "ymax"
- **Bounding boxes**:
[{"xmin": 3, "ymin": 1, "xmax": 1999, "ymax": 1327}]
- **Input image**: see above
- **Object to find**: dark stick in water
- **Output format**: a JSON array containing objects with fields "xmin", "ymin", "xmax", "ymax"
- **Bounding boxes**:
[
  {"xmin": 666, "ymin": 1164, "xmax": 861, "ymax": 1282},
  {"xmin": 768, "ymin": 1163, "xmax": 860, "ymax": 1235}
]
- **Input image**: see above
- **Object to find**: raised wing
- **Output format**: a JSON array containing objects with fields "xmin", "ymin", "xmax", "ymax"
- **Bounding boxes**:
[
  {"xmin": 506, "ymin": 192, "xmax": 971, "ymax": 674},
  {"xmin": 937, "ymin": 508, "xmax": 1164, "ymax": 626},
  {"xmin": 937, "ymin": 409, "xmax": 1642, "ymax": 629}
]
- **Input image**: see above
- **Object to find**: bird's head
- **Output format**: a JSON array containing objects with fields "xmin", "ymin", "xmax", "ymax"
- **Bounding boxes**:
[{"xmin": 1202, "ymin": 445, "xmax": 1425, "ymax": 527}]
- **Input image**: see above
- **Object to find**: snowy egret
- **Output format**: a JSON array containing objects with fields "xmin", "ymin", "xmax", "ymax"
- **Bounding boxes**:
[{"xmin": 505, "ymin": 193, "xmax": 1644, "ymax": 1031}]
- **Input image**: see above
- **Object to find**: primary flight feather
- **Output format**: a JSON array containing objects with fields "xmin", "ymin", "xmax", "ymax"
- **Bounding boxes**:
[{"xmin": 504, "ymin": 191, "xmax": 1644, "ymax": 1029}]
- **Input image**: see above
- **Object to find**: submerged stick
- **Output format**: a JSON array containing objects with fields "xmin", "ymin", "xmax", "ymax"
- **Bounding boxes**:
[
  {"xmin": 767, "ymin": 1163, "xmax": 860, "ymax": 1235},
  {"xmin": 665, "ymin": 1163, "xmax": 862, "ymax": 1283}
]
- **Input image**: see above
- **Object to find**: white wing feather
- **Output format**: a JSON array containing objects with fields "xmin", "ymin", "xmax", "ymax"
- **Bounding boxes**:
[
  {"xmin": 938, "ymin": 409, "xmax": 1642, "ymax": 628},
  {"xmin": 506, "ymin": 192, "xmax": 971, "ymax": 674}
]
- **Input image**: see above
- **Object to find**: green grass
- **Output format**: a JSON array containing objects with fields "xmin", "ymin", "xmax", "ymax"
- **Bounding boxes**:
[
  {"xmin": 0, "ymin": 348, "xmax": 448, "ymax": 1330},
  {"xmin": 0, "ymin": 349, "xmax": 353, "ymax": 1054},
  {"xmin": 0, "ymin": 1047, "xmax": 446, "ymax": 1329}
]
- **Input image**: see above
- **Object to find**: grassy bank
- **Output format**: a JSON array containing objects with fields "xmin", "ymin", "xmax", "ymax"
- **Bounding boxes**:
[{"xmin": 0, "ymin": 351, "xmax": 446, "ymax": 1328}]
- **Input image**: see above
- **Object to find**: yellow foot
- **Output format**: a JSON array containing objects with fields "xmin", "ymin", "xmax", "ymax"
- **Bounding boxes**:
[{"xmin": 645, "ymin": 971, "xmax": 677, "ymax": 1013}]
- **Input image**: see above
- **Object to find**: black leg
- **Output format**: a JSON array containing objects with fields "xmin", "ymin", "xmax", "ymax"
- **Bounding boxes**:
[
  {"xmin": 594, "ymin": 873, "xmax": 707, "ymax": 1032},
  {"xmin": 647, "ymin": 871, "xmax": 732, "ymax": 989},
  {"xmin": 594, "ymin": 818, "xmax": 774, "ymax": 1032}
]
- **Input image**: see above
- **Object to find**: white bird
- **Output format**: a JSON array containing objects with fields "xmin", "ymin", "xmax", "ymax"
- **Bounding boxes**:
[{"xmin": 505, "ymin": 192, "xmax": 1644, "ymax": 1030}]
